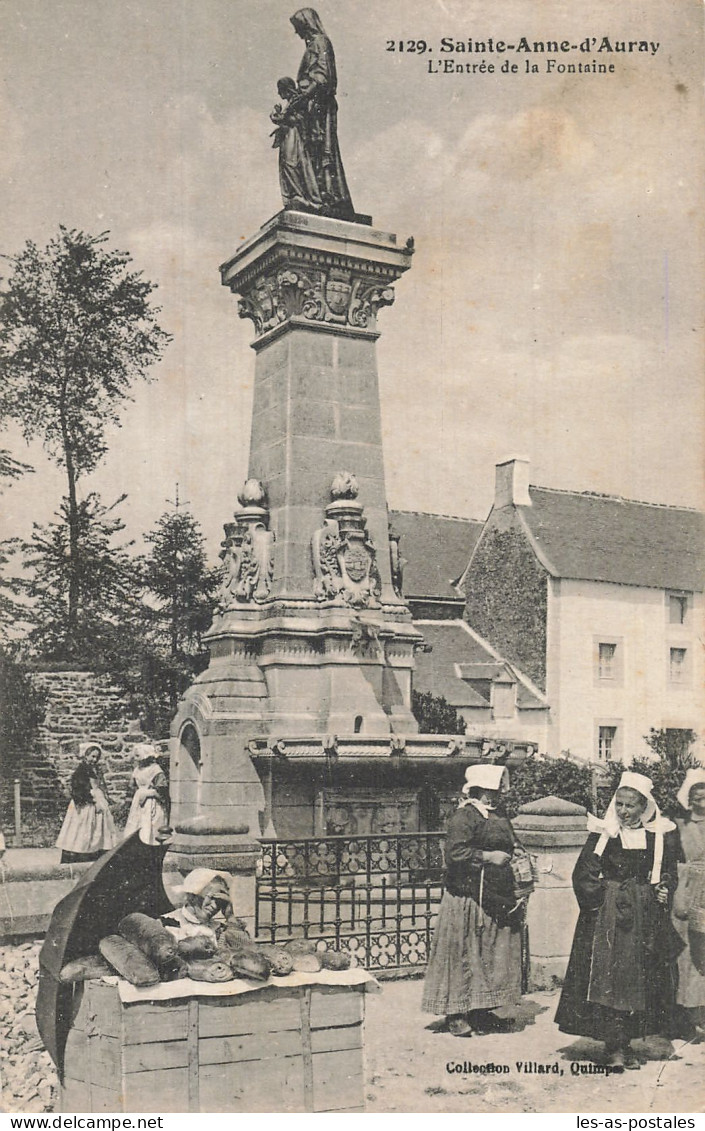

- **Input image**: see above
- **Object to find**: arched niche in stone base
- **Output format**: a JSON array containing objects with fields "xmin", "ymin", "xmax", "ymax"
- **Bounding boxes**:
[
  {"xmin": 170, "ymin": 716, "xmax": 205, "ymax": 821},
  {"xmin": 180, "ymin": 723, "xmax": 202, "ymax": 771}
]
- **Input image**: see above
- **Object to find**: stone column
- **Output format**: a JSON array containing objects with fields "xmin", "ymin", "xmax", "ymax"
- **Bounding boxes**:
[
  {"xmin": 512, "ymin": 794, "xmax": 588, "ymax": 989},
  {"xmin": 169, "ymin": 210, "xmax": 423, "ymax": 868}
]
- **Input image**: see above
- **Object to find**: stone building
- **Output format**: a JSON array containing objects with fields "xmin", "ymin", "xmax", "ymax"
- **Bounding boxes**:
[
  {"xmin": 389, "ymin": 509, "xmax": 550, "ymax": 750},
  {"xmin": 459, "ymin": 457, "xmax": 705, "ymax": 763}
]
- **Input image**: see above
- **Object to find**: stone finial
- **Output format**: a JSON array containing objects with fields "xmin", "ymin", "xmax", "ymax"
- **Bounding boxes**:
[
  {"xmin": 330, "ymin": 471, "xmax": 359, "ymax": 500},
  {"xmin": 517, "ymin": 795, "xmax": 587, "ymax": 817},
  {"xmin": 238, "ymin": 479, "xmax": 269, "ymax": 509}
]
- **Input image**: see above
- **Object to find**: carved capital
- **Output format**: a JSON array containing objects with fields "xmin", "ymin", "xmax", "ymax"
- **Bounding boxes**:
[{"xmin": 234, "ymin": 249, "xmax": 399, "ymax": 341}]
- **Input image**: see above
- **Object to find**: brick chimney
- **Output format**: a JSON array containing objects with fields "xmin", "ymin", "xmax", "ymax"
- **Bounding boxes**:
[{"xmin": 495, "ymin": 457, "xmax": 531, "ymax": 509}]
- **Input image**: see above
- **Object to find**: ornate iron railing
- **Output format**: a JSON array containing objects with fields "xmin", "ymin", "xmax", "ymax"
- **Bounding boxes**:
[{"xmin": 255, "ymin": 832, "xmax": 445, "ymax": 973}]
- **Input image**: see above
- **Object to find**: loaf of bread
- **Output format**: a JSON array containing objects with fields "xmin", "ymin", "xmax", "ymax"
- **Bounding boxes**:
[
  {"xmin": 257, "ymin": 944, "xmax": 294, "ymax": 976},
  {"xmin": 320, "ymin": 950, "xmax": 352, "ymax": 971},
  {"xmin": 228, "ymin": 948, "xmax": 272, "ymax": 981},
  {"xmin": 118, "ymin": 913, "xmax": 182, "ymax": 980},
  {"xmin": 176, "ymin": 934, "xmax": 217, "ymax": 961},
  {"xmin": 185, "ymin": 959, "xmax": 234, "ymax": 982},
  {"xmin": 284, "ymin": 939, "xmax": 317, "ymax": 956},
  {"xmin": 99, "ymin": 935, "xmax": 160, "ymax": 987},
  {"xmin": 58, "ymin": 955, "xmax": 113, "ymax": 983},
  {"xmin": 221, "ymin": 924, "xmax": 252, "ymax": 951}
]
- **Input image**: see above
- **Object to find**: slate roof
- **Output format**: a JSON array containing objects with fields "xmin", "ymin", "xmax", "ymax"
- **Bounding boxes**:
[
  {"xmin": 413, "ymin": 621, "xmax": 547, "ymax": 711},
  {"xmin": 389, "ymin": 510, "xmax": 483, "ymax": 599},
  {"xmin": 519, "ymin": 487, "xmax": 705, "ymax": 592}
]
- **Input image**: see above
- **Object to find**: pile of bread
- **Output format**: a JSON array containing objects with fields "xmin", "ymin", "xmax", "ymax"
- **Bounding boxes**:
[{"xmin": 58, "ymin": 914, "xmax": 351, "ymax": 987}]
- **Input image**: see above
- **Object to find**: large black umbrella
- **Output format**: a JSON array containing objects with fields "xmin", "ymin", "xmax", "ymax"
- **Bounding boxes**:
[{"xmin": 36, "ymin": 833, "xmax": 173, "ymax": 1079}]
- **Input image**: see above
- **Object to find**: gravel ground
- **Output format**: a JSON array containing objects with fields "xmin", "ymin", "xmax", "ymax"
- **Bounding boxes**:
[
  {"xmin": 1, "ymin": 945, "xmax": 702, "ymax": 1115},
  {"xmin": 0, "ymin": 942, "xmax": 58, "ymax": 1113}
]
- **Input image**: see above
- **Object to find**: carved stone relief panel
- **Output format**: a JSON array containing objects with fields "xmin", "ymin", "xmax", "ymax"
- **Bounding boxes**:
[{"xmin": 219, "ymin": 479, "xmax": 275, "ymax": 607}]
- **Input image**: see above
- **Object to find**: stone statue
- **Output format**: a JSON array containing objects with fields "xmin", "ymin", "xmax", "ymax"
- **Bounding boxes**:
[
  {"xmin": 270, "ymin": 77, "xmax": 323, "ymax": 213},
  {"xmin": 270, "ymin": 9, "xmax": 355, "ymax": 220}
]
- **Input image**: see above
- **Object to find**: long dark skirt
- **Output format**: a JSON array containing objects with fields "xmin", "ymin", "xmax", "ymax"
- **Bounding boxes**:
[
  {"xmin": 422, "ymin": 891, "xmax": 522, "ymax": 1016},
  {"xmin": 556, "ymin": 879, "xmax": 680, "ymax": 1041}
]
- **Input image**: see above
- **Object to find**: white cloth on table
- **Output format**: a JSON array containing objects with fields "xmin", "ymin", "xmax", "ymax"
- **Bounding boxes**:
[{"xmin": 110, "ymin": 967, "xmax": 379, "ymax": 1003}]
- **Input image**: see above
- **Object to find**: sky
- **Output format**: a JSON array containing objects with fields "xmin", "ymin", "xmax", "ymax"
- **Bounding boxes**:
[{"xmin": 0, "ymin": 0, "xmax": 703, "ymax": 558}]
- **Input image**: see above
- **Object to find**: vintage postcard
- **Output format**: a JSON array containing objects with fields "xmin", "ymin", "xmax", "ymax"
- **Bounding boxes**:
[{"xmin": 0, "ymin": 0, "xmax": 703, "ymax": 1118}]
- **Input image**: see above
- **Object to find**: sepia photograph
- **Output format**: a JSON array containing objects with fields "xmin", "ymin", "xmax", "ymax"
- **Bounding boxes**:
[{"xmin": 0, "ymin": 0, "xmax": 703, "ymax": 1118}]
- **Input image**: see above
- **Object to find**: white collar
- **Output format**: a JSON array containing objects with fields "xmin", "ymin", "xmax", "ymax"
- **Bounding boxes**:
[
  {"xmin": 619, "ymin": 826, "xmax": 647, "ymax": 850},
  {"xmin": 467, "ymin": 798, "xmax": 492, "ymax": 820}
]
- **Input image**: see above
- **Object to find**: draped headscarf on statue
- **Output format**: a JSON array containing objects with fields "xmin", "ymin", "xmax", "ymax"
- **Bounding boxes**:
[
  {"xmin": 586, "ymin": 770, "xmax": 675, "ymax": 883},
  {"xmin": 290, "ymin": 9, "xmax": 326, "ymax": 36}
]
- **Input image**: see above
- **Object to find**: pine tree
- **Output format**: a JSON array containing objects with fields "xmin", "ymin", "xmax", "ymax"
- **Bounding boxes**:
[
  {"xmin": 10, "ymin": 493, "xmax": 140, "ymax": 662},
  {"xmin": 127, "ymin": 508, "xmax": 220, "ymax": 733},
  {"xmin": 0, "ymin": 227, "xmax": 170, "ymax": 655}
]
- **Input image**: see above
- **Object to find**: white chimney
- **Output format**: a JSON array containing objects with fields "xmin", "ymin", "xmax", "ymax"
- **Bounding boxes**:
[{"xmin": 494, "ymin": 457, "xmax": 531, "ymax": 508}]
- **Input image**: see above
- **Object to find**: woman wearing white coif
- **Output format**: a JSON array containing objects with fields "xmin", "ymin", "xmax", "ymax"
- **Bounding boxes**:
[
  {"xmin": 161, "ymin": 869, "xmax": 233, "ymax": 944},
  {"xmin": 123, "ymin": 744, "xmax": 170, "ymax": 846},
  {"xmin": 673, "ymin": 767, "xmax": 705, "ymax": 1040},
  {"xmin": 555, "ymin": 771, "xmax": 682, "ymax": 1069},
  {"xmin": 422, "ymin": 764, "xmax": 525, "ymax": 1037},
  {"xmin": 56, "ymin": 743, "xmax": 118, "ymax": 863}
]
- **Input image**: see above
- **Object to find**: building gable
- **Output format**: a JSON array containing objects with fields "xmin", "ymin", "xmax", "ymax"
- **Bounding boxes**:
[{"xmin": 463, "ymin": 508, "xmax": 549, "ymax": 691}]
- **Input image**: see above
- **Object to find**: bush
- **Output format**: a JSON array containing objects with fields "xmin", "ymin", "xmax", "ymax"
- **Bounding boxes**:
[
  {"xmin": 595, "ymin": 730, "xmax": 702, "ymax": 817},
  {"xmin": 504, "ymin": 755, "xmax": 593, "ymax": 817},
  {"xmin": 598, "ymin": 757, "xmax": 697, "ymax": 818},
  {"xmin": 412, "ymin": 690, "xmax": 465, "ymax": 735},
  {"xmin": 0, "ymin": 648, "xmax": 47, "ymax": 781}
]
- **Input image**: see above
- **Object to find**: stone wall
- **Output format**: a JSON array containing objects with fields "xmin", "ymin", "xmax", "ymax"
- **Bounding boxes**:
[{"xmin": 12, "ymin": 670, "xmax": 154, "ymax": 818}]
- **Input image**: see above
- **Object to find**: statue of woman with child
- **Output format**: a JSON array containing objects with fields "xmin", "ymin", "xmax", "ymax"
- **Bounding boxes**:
[{"xmin": 270, "ymin": 9, "xmax": 355, "ymax": 220}]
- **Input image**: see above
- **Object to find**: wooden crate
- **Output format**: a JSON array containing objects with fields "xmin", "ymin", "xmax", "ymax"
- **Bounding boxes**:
[{"xmin": 58, "ymin": 979, "xmax": 366, "ymax": 1113}]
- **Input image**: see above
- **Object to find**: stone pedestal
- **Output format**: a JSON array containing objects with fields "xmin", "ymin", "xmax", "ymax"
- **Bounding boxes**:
[
  {"xmin": 512, "ymin": 794, "xmax": 588, "ymax": 989},
  {"xmin": 170, "ymin": 211, "xmax": 425, "ymax": 866}
]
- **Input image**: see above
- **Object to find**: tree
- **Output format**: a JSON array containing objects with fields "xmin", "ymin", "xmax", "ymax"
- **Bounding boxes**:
[
  {"xmin": 10, "ymin": 493, "xmax": 140, "ymax": 662},
  {"xmin": 0, "ymin": 449, "xmax": 33, "ymax": 634},
  {"xmin": 412, "ymin": 690, "xmax": 466, "ymax": 735},
  {"xmin": 643, "ymin": 727, "xmax": 698, "ymax": 770},
  {"xmin": 0, "ymin": 449, "xmax": 32, "ymax": 487},
  {"xmin": 0, "ymin": 646, "xmax": 47, "ymax": 785},
  {"xmin": 137, "ymin": 509, "xmax": 220, "ymax": 717},
  {"xmin": 0, "ymin": 227, "xmax": 170, "ymax": 655}
]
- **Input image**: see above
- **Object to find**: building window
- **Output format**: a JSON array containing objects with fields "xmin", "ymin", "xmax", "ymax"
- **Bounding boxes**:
[
  {"xmin": 598, "ymin": 642, "xmax": 617, "ymax": 679},
  {"xmin": 668, "ymin": 593, "xmax": 689, "ymax": 625},
  {"xmin": 492, "ymin": 681, "xmax": 516, "ymax": 719},
  {"xmin": 594, "ymin": 637, "xmax": 622, "ymax": 685},
  {"xmin": 598, "ymin": 725, "xmax": 617, "ymax": 761},
  {"xmin": 670, "ymin": 647, "xmax": 687, "ymax": 683}
]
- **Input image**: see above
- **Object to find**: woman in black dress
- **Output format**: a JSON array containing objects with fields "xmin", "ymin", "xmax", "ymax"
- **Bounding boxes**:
[{"xmin": 555, "ymin": 770, "xmax": 682, "ymax": 1068}]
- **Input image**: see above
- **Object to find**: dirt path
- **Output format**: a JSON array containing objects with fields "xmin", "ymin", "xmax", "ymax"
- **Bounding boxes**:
[{"xmin": 364, "ymin": 978, "xmax": 705, "ymax": 1114}]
